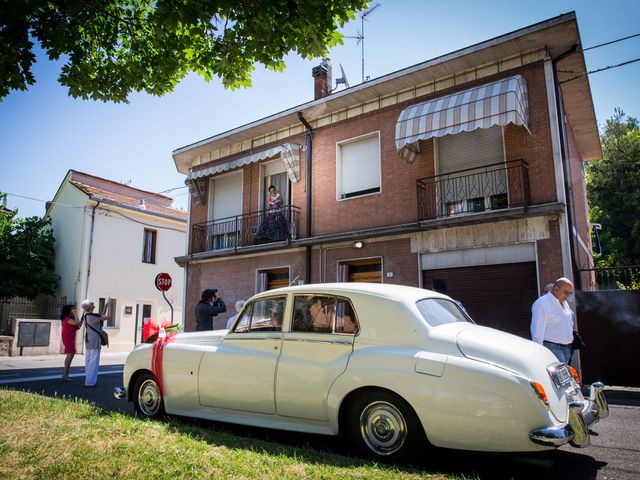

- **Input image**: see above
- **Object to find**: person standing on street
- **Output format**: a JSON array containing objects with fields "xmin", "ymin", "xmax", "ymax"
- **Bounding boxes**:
[
  {"xmin": 61, "ymin": 304, "xmax": 82, "ymax": 381},
  {"xmin": 195, "ymin": 289, "xmax": 227, "ymax": 331},
  {"xmin": 81, "ymin": 298, "xmax": 111, "ymax": 387},
  {"xmin": 530, "ymin": 278, "xmax": 575, "ymax": 363}
]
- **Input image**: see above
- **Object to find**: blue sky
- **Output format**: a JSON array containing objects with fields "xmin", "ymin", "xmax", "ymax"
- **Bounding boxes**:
[{"xmin": 1, "ymin": 0, "xmax": 639, "ymax": 219}]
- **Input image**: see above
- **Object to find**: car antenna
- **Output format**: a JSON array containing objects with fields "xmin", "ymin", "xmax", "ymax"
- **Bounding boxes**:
[{"xmin": 288, "ymin": 275, "xmax": 300, "ymax": 287}]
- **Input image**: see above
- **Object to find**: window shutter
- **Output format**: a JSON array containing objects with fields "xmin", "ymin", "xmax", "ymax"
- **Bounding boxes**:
[
  {"xmin": 339, "ymin": 134, "xmax": 380, "ymax": 198},
  {"xmin": 438, "ymin": 126, "xmax": 504, "ymax": 174}
]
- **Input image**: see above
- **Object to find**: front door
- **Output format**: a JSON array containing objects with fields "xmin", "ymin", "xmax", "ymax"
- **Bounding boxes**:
[{"xmin": 135, "ymin": 303, "xmax": 153, "ymax": 344}]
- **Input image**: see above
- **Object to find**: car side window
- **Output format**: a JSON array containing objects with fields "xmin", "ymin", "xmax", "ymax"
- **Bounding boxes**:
[
  {"xmin": 292, "ymin": 295, "xmax": 358, "ymax": 334},
  {"xmin": 233, "ymin": 297, "xmax": 285, "ymax": 333},
  {"xmin": 335, "ymin": 298, "xmax": 359, "ymax": 334}
]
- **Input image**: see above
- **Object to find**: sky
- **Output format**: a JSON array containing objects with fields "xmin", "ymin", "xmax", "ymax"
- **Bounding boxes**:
[{"xmin": 1, "ymin": 0, "xmax": 639, "ymax": 219}]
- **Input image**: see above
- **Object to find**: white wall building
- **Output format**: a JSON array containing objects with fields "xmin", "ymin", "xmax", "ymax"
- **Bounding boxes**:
[{"xmin": 46, "ymin": 170, "xmax": 187, "ymax": 353}]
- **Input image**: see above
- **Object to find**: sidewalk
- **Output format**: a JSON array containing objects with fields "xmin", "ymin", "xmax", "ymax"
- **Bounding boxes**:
[{"xmin": 0, "ymin": 352, "xmax": 128, "ymax": 370}]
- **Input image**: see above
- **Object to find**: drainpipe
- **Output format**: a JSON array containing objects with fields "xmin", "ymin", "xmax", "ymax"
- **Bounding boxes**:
[
  {"xmin": 84, "ymin": 198, "xmax": 101, "ymax": 300},
  {"xmin": 551, "ymin": 45, "xmax": 581, "ymax": 289},
  {"xmin": 298, "ymin": 112, "xmax": 313, "ymax": 284}
]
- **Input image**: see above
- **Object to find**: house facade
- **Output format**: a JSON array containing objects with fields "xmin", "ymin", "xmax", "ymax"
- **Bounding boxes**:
[
  {"xmin": 46, "ymin": 170, "xmax": 187, "ymax": 352},
  {"xmin": 173, "ymin": 12, "xmax": 600, "ymax": 338}
]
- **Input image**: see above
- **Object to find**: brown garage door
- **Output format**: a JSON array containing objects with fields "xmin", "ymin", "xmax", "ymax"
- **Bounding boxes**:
[{"xmin": 423, "ymin": 262, "xmax": 538, "ymax": 339}]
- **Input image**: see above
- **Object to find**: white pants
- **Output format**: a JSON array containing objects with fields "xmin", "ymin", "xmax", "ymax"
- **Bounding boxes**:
[{"xmin": 84, "ymin": 348, "xmax": 101, "ymax": 386}]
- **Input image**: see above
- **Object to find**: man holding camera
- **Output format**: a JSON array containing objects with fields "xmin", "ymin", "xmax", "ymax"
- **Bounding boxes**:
[{"xmin": 195, "ymin": 288, "xmax": 227, "ymax": 331}]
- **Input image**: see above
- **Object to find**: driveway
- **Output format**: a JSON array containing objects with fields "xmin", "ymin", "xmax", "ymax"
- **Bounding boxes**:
[{"xmin": 1, "ymin": 353, "xmax": 639, "ymax": 479}]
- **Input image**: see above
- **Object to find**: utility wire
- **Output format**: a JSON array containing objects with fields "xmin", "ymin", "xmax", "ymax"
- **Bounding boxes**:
[
  {"xmin": 582, "ymin": 32, "xmax": 640, "ymax": 52},
  {"xmin": 560, "ymin": 57, "xmax": 640, "ymax": 85}
]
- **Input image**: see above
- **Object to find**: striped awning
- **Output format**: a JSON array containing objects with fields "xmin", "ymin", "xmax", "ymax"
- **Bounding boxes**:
[
  {"xmin": 396, "ymin": 75, "xmax": 530, "ymax": 163},
  {"xmin": 186, "ymin": 143, "xmax": 302, "ymax": 182}
]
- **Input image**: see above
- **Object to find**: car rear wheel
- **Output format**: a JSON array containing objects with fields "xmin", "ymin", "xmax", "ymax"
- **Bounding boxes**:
[
  {"xmin": 133, "ymin": 372, "xmax": 165, "ymax": 418},
  {"xmin": 346, "ymin": 390, "xmax": 425, "ymax": 463}
]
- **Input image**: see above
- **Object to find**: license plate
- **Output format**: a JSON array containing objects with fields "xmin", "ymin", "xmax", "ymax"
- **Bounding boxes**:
[{"xmin": 555, "ymin": 365, "xmax": 572, "ymax": 385}]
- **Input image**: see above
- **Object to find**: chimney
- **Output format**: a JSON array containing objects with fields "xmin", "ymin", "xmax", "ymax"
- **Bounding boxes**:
[{"xmin": 312, "ymin": 58, "xmax": 332, "ymax": 100}]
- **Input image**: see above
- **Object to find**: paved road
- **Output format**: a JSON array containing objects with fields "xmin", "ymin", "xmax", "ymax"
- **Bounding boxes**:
[{"xmin": 1, "ymin": 354, "xmax": 639, "ymax": 479}]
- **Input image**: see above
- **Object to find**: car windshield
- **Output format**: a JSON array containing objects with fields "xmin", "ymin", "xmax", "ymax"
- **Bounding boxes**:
[{"xmin": 416, "ymin": 298, "xmax": 472, "ymax": 327}]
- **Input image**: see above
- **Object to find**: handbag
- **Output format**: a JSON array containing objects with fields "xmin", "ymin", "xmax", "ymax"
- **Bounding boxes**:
[
  {"xmin": 571, "ymin": 330, "xmax": 586, "ymax": 351},
  {"xmin": 86, "ymin": 319, "xmax": 109, "ymax": 347}
]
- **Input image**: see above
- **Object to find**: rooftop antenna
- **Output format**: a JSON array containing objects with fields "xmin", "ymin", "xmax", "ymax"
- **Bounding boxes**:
[
  {"xmin": 331, "ymin": 63, "xmax": 350, "ymax": 92},
  {"xmin": 345, "ymin": 3, "xmax": 381, "ymax": 83}
]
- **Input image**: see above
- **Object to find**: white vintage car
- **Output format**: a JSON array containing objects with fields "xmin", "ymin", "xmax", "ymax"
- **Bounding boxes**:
[{"xmin": 115, "ymin": 283, "xmax": 608, "ymax": 462}]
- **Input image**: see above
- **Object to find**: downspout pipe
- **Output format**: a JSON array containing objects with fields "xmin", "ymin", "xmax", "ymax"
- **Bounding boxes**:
[
  {"xmin": 298, "ymin": 112, "xmax": 313, "ymax": 284},
  {"xmin": 84, "ymin": 198, "xmax": 101, "ymax": 300},
  {"xmin": 551, "ymin": 45, "xmax": 581, "ymax": 289}
]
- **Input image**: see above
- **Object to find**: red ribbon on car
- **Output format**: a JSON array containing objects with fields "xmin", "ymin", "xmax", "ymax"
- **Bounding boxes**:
[{"xmin": 146, "ymin": 318, "xmax": 177, "ymax": 395}]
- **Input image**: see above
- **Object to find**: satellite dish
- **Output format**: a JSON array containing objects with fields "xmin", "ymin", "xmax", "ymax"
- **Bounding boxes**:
[{"xmin": 333, "ymin": 63, "xmax": 350, "ymax": 91}]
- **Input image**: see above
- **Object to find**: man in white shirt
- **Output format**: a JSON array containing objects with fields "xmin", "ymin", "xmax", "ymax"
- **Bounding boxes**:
[{"xmin": 530, "ymin": 277, "xmax": 575, "ymax": 363}]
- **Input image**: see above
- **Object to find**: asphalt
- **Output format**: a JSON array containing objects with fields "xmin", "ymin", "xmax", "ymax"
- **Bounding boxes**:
[{"xmin": 1, "ymin": 352, "xmax": 639, "ymax": 406}]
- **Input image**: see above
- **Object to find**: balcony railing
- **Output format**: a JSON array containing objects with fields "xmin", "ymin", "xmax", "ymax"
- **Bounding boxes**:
[
  {"xmin": 191, "ymin": 205, "xmax": 300, "ymax": 254},
  {"xmin": 579, "ymin": 266, "xmax": 640, "ymax": 291},
  {"xmin": 416, "ymin": 159, "xmax": 530, "ymax": 221}
]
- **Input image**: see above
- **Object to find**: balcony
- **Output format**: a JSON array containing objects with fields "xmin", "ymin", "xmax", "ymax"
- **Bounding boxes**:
[
  {"xmin": 191, "ymin": 205, "xmax": 300, "ymax": 254},
  {"xmin": 417, "ymin": 160, "xmax": 530, "ymax": 221}
]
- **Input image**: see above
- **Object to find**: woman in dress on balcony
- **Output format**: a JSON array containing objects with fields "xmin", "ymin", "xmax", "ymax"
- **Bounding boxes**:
[{"xmin": 256, "ymin": 185, "xmax": 288, "ymax": 243}]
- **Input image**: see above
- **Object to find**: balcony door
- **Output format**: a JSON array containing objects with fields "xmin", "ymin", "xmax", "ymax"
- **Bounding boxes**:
[
  {"xmin": 436, "ymin": 126, "xmax": 508, "ymax": 216},
  {"xmin": 208, "ymin": 171, "xmax": 243, "ymax": 250},
  {"xmin": 261, "ymin": 160, "xmax": 290, "ymax": 210}
]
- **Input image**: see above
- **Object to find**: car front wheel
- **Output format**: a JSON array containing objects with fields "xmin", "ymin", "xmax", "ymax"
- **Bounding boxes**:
[
  {"xmin": 133, "ymin": 372, "xmax": 165, "ymax": 418},
  {"xmin": 347, "ymin": 390, "xmax": 425, "ymax": 463}
]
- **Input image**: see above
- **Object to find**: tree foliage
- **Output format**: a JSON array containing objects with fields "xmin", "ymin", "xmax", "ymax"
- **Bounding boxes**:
[
  {"xmin": 0, "ymin": 0, "xmax": 368, "ymax": 103},
  {"xmin": 586, "ymin": 109, "xmax": 640, "ymax": 266},
  {"xmin": 0, "ymin": 194, "xmax": 58, "ymax": 299}
]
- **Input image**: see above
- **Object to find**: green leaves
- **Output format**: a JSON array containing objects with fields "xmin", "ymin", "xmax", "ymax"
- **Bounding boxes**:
[
  {"xmin": 0, "ymin": 199, "xmax": 58, "ymax": 299},
  {"xmin": 1, "ymin": 0, "xmax": 368, "ymax": 103},
  {"xmin": 586, "ymin": 110, "xmax": 640, "ymax": 266}
]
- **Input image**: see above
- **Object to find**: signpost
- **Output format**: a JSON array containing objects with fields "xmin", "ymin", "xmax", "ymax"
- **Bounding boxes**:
[{"xmin": 155, "ymin": 273, "xmax": 174, "ymax": 324}]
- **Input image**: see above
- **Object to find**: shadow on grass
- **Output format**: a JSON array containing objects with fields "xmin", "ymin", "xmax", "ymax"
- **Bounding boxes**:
[{"xmin": 3, "ymin": 381, "xmax": 607, "ymax": 480}]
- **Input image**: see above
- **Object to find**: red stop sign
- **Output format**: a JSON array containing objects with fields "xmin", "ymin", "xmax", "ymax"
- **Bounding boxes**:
[{"xmin": 155, "ymin": 273, "xmax": 172, "ymax": 291}]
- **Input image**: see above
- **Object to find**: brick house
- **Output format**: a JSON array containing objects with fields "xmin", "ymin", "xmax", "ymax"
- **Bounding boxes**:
[{"xmin": 173, "ymin": 12, "xmax": 600, "ymax": 337}]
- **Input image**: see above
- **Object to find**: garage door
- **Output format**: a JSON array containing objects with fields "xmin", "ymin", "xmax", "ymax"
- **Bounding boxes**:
[{"xmin": 423, "ymin": 262, "xmax": 538, "ymax": 339}]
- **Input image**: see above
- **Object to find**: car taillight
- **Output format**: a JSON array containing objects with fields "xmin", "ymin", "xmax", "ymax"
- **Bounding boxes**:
[
  {"xmin": 531, "ymin": 381, "xmax": 549, "ymax": 405},
  {"xmin": 567, "ymin": 365, "xmax": 581, "ymax": 384}
]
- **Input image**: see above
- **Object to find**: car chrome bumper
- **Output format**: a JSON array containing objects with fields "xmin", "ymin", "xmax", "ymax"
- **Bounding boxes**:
[
  {"xmin": 530, "ymin": 382, "xmax": 609, "ymax": 448},
  {"xmin": 114, "ymin": 386, "xmax": 126, "ymax": 400}
]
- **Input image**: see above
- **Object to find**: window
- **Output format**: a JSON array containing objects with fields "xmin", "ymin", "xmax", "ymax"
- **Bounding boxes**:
[
  {"xmin": 437, "ymin": 126, "xmax": 507, "ymax": 217},
  {"xmin": 257, "ymin": 268, "xmax": 290, "ymax": 292},
  {"xmin": 208, "ymin": 171, "xmax": 243, "ymax": 251},
  {"xmin": 233, "ymin": 296, "xmax": 285, "ymax": 333},
  {"xmin": 416, "ymin": 298, "xmax": 471, "ymax": 327},
  {"xmin": 292, "ymin": 295, "xmax": 359, "ymax": 334},
  {"xmin": 337, "ymin": 132, "xmax": 381, "ymax": 200},
  {"xmin": 338, "ymin": 258, "xmax": 382, "ymax": 283},
  {"xmin": 98, "ymin": 297, "xmax": 117, "ymax": 328},
  {"xmin": 142, "ymin": 229, "xmax": 157, "ymax": 263}
]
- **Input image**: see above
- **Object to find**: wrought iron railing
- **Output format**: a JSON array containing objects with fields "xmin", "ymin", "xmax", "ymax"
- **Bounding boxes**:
[
  {"xmin": 0, "ymin": 296, "xmax": 67, "ymax": 335},
  {"xmin": 190, "ymin": 205, "xmax": 300, "ymax": 254},
  {"xmin": 579, "ymin": 266, "xmax": 640, "ymax": 291},
  {"xmin": 416, "ymin": 159, "xmax": 530, "ymax": 221}
]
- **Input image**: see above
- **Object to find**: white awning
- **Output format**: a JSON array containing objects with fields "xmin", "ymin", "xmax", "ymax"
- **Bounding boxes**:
[
  {"xmin": 186, "ymin": 143, "xmax": 302, "ymax": 182},
  {"xmin": 396, "ymin": 75, "xmax": 530, "ymax": 162}
]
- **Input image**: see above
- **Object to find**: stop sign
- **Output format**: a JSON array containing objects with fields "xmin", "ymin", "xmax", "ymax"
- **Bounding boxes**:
[{"xmin": 155, "ymin": 273, "xmax": 172, "ymax": 291}]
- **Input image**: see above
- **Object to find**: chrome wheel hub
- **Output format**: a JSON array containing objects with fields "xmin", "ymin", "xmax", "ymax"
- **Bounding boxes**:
[{"xmin": 359, "ymin": 400, "xmax": 407, "ymax": 456}]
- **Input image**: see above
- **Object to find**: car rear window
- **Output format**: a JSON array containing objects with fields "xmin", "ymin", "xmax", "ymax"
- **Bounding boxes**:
[{"xmin": 416, "ymin": 298, "xmax": 472, "ymax": 327}]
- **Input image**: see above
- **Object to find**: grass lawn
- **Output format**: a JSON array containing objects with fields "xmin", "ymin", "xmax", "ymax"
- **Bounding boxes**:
[{"xmin": 0, "ymin": 389, "xmax": 471, "ymax": 480}]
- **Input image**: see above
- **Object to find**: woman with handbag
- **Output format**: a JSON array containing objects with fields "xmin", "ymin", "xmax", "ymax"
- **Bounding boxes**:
[{"xmin": 81, "ymin": 298, "xmax": 111, "ymax": 387}]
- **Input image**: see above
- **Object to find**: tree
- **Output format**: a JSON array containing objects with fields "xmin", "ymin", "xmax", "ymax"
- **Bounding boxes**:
[
  {"xmin": 1, "ymin": 0, "xmax": 368, "ymax": 103},
  {"xmin": 586, "ymin": 109, "xmax": 640, "ymax": 266},
  {"xmin": 0, "ymin": 193, "xmax": 58, "ymax": 299}
]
